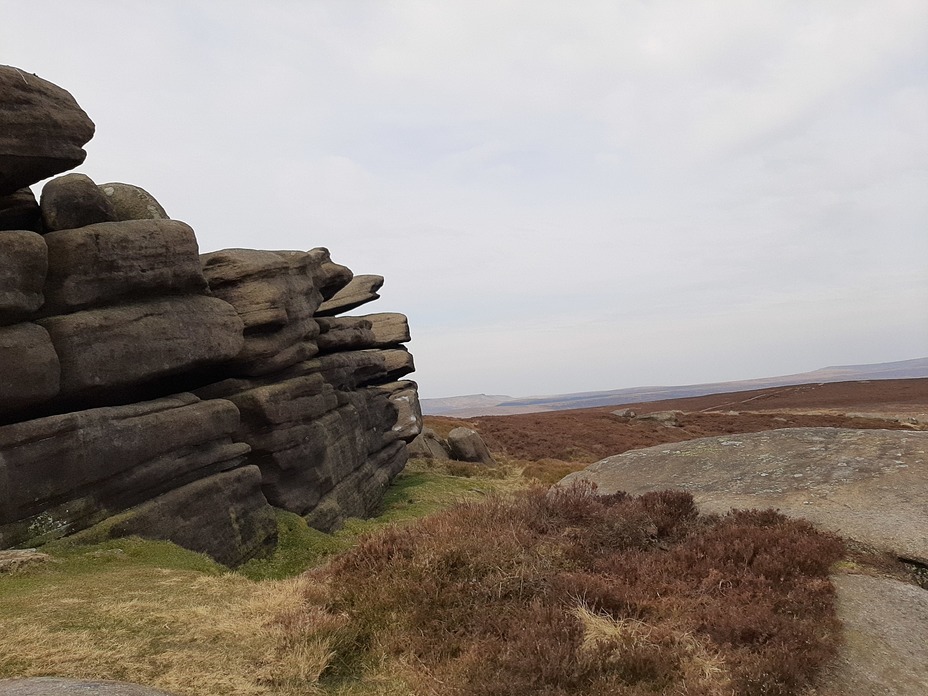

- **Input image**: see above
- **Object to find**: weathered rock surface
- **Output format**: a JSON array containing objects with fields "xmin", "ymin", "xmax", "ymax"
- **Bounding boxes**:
[
  {"xmin": 316, "ymin": 274, "xmax": 384, "ymax": 316},
  {"xmin": 43, "ymin": 219, "xmax": 207, "ymax": 313},
  {"xmin": 301, "ymin": 347, "xmax": 416, "ymax": 390},
  {"xmin": 98, "ymin": 182, "xmax": 169, "ymax": 221},
  {"xmin": 0, "ymin": 66, "xmax": 421, "ymax": 566},
  {"xmin": 0, "ymin": 188, "xmax": 41, "ymax": 232},
  {"xmin": 561, "ymin": 428, "xmax": 928, "ymax": 563},
  {"xmin": 0, "ymin": 66, "xmax": 95, "ymax": 196},
  {"xmin": 0, "ymin": 323, "xmax": 60, "ymax": 413},
  {"xmin": 447, "ymin": 426, "xmax": 496, "ymax": 465},
  {"xmin": 40, "ymin": 173, "xmax": 117, "ymax": 232},
  {"xmin": 0, "ymin": 549, "xmax": 52, "ymax": 574},
  {"xmin": 316, "ymin": 313, "xmax": 411, "ymax": 353},
  {"xmin": 0, "ymin": 678, "xmax": 178, "ymax": 696},
  {"xmin": 635, "ymin": 409, "xmax": 682, "ymax": 426},
  {"xmin": 107, "ymin": 466, "xmax": 277, "ymax": 567},
  {"xmin": 0, "ymin": 231, "xmax": 46, "ymax": 322},
  {"xmin": 39, "ymin": 296, "xmax": 244, "ymax": 396},
  {"xmin": 0, "ymin": 394, "xmax": 250, "ymax": 549},
  {"xmin": 303, "ymin": 439, "xmax": 408, "ymax": 531},
  {"xmin": 806, "ymin": 572, "xmax": 928, "ymax": 696},
  {"xmin": 310, "ymin": 247, "xmax": 353, "ymax": 299},
  {"xmin": 201, "ymin": 249, "xmax": 323, "ymax": 376},
  {"xmin": 408, "ymin": 427, "xmax": 451, "ymax": 460}
]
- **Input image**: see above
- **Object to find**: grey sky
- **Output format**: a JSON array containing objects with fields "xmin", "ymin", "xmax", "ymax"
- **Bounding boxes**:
[{"xmin": 3, "ymin": 1, "xmax": 926, "ymax": 398}]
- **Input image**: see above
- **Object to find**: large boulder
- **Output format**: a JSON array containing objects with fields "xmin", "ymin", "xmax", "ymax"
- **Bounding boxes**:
[
  {"xmin": 408, "ymin": 427, "xmax": 451, "ymax": 460},
  {"xmin": 0, "ymin": 394, "xmax": 250, "ymax": 549},
  {"xmin": 561, "ymin": 428, "xmax": 928, "ymax": 565},
  {"xmin": 43, "ymin": 219, "xmax": 208, "ymax": 313},
  {"xmin": 0, "ymin": 323, "xmax": 60, "ymax": 414},
  {"xmin": 40, "ymin": 173, "xmax": 117, "ymax": 232},
  {"xmin": 447, "ymin": 427, "xmax": 496, "ymax": 465},
  {"xmin": 38, "ymin": 296, "xmax": 244, "ymax": 396},
  {"xmin": 0, "ymin": 231, "xmax": 47, "ymax": 323},
  {"xmin": 0, "ymin": 66, "xmax": 95, "ymax": 196},
  {"xmin": 98, "ymin": 182, "xmax": 169, "ymax": 221},
  {"xmin": 0, "ymin": 188, "xmax": 41, "ymax": 232}
]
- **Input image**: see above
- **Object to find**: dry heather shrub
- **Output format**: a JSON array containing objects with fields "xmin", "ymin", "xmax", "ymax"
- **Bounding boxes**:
[{"xmin": 312, "ymin": 482, "xmax": 843, "ymax": 696}]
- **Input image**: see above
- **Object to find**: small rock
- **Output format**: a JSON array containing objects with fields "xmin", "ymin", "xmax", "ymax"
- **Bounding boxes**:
[
  {"xmin": 98, "ymin": 182, "xmax": 169, "ymax": 221},
  {"xmin": 40, "ymin": 173, "xmax": 117, "ymax": 231},
  {"xmin": 0, "ymin": 549, "xmax": 52, "ymax": 574},
  {"xmin": 447, "ymin": 427, "xmax": 496, "ymax": 465},
  {"xmin": 636, "ymin": 410, "xmax": 682, "ymax": 427}
]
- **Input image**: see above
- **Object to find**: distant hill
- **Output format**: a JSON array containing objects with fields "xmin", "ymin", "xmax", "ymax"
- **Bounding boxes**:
[{"xmin": 421, "ymin": 357, "xmax": 928, "ymax": 417}]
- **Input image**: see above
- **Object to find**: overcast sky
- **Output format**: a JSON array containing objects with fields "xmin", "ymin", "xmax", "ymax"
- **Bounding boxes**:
[{"xmin": 3, "ymin": 1, "xmax": 926, "ymax": 398}]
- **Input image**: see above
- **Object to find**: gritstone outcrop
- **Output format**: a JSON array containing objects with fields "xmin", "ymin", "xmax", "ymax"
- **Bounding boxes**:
[{"xmin": 0, "ymin": 64, "xmax": 422, "ymax": 566}]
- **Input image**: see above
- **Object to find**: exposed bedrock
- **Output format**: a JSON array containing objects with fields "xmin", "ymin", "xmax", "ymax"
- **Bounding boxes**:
[
  {"xmin": 0, "ymin": 65, "xmax": 422, "ymax": 565},
  {"xmin": 0, "ymin": 65, "xmax": 95, "ymax": 196},
  {"xmin": 39, "ymin": 296, "xmax": 245, "ymax": 396},
  {"xmin": 106, "ymin": 466, "xmax": 277, "ymax": 568},
  {"xmin": 0, "ymin": 394, "xmax": 255, "ymax": 549}
]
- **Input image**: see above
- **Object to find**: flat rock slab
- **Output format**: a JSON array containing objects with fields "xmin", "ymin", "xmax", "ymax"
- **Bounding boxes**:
[
  {"xmin": 807, "ymin": 573, "xmax": 928, "ymax": 696},
  {"xmin": 0, "ymin": 678, "xmax": 176, "ymax": 695},
  {"xmin": 561, "ymin": 428, "xmax": 928, "ymax": 563}
]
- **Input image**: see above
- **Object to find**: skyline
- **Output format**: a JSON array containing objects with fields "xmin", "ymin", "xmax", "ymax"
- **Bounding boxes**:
[{"xmin": 3, "ymin": 1, "xmax": 926, "ymax": 398}]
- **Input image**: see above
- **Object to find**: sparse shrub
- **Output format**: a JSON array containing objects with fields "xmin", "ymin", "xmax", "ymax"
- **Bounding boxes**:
[{"xmin": 310, "ymin": 483, "xmax": 844, "ymax": 695}]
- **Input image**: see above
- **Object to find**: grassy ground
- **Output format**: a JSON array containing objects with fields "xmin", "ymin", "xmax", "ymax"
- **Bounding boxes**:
[
  {"xmin": 0, "ymin": 458, "xmax": 844, "ymax": 696},
  {"xmin": 0, "ymin": 461, "xmax": 521, "ymax": 695}
]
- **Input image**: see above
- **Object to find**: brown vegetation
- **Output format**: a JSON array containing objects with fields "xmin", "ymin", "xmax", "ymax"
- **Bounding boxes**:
[{"xmin": 313, "ymin": 483, "xmax": 844, "ymax": 696}]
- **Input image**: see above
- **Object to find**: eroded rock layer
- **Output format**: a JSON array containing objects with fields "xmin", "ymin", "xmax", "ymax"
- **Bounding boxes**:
[{"xmin": 0, "ymin": 64, "xmax": 421, "ymax": 565}]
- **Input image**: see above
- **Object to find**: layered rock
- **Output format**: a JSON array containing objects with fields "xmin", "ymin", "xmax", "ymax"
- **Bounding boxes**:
[
  {"xmin": 0, "ymin": 394, "xmax": 260, "ymax": 555},
  {"xmin": 0, "ymin": 65, "xmax": 421, "ymax": 565},
  {"xmin": 195, "ymin": 257, "xmax": 421, "ymax": 531}
]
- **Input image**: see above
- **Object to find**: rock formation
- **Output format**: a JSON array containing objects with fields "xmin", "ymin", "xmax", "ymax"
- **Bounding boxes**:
[{"xmin": 0, "ymin": 64, "xmax": 421, "ymax": 566}]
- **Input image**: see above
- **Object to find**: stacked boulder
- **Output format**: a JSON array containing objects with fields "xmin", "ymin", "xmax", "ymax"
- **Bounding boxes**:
[{"xmin": 0, "ymin": 65, "xmax": 421, "ymax": 566}]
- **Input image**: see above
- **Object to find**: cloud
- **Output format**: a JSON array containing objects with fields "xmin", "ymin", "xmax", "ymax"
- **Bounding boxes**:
[{"xmin": 3, "ymin": 1, "xmax": 926, "ymax": 397}]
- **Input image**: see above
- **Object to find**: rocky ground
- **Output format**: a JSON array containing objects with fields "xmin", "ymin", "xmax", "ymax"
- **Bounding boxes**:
[{"xmin": 546, "ymin": 378, "xmax": 928, "ymax": 696}]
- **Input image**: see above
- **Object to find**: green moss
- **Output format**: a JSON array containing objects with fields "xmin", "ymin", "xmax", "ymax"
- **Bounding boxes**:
[{"xmin": 237, "ymin": 509, "xmax": 344, "ymax": 581}]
